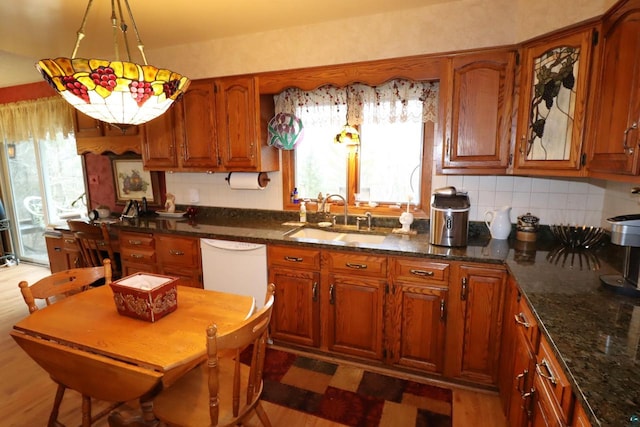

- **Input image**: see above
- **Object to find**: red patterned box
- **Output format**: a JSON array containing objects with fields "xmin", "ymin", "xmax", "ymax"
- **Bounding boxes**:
[{"xmin": 109, "ymin": 273, "xmax": 178, "ymax": 322}]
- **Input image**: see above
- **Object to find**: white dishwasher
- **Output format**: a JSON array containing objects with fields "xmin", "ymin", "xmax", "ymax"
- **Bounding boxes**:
[{"xmin": 200, "ymin": 238, "xmax": 268, "ymax": 309}]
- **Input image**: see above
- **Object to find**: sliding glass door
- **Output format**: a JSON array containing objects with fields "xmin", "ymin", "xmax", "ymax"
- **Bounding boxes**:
[{"xmin": 2, "ymin": 133, "xmax": 87, "ymax": 264}]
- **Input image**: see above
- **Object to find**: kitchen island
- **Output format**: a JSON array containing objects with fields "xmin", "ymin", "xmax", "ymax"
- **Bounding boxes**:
[{"xmin": 51, "ymin": 210, "xmax": 638, "ymax": 425}]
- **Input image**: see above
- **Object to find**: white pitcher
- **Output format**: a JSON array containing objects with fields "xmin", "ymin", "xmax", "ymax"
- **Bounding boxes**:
[{"xmin": 485, "ymin": 206, "xmax": 512, "ymax": 240}]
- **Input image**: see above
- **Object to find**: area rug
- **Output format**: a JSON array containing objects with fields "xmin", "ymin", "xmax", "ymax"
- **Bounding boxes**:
[{"xmin": 244, "ymin": 347, "xmax": 453, "ymax": 427}]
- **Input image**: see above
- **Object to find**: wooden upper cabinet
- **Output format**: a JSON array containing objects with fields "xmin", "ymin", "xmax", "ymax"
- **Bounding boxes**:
[
  {"xmin": 142, "ymin": 76, "xmax": 279, "ymax": 172},
  {"xmin": 215, "ymin": 76, "xmax": 279, "ymax": 172},
  {"xmin": 73, "ymin": 110, "xmax": 142, "ymax": 155},
  {"xmin": 587, "ymin": 0, "xmax": 640, "ymax": 177},
  {"xmin": 142, "ymin": 81, "xmax": 218, "ymax": 171},
  {"xmin": 141, "ymin": 106, "xmax": 179, "ymax": 169},
  {"xmin": 514, "ymin": 24, "xmax": 597, "ymax": 176},
  {"xmin": 175, "ymin": 81, "xmax": 219, "ymax": 170},
  {"xmin": 439, "ymin": 49, "xmax": 516, "ymax": 174}
]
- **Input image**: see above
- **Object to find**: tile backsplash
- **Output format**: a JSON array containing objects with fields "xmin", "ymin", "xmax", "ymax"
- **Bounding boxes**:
[
  {"xmin": 167, "ymin": 171, "xmax": 640, "ymax": 229},
  {"xmin": 432, "ymin": 174, "xmax": 640, "ymax": 227}
]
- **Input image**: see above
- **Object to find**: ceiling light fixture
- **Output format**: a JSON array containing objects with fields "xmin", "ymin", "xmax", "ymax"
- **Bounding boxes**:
[{"xmin": 37, "ymin": 0, "xmax": 190, "ymax": 131}]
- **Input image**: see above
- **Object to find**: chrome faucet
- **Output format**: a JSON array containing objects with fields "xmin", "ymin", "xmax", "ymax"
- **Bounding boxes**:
[
  {"xmin": 321, "ymin": 194, "xmax": 348, "ymax": 226},
  {"xmin": 356, "ymin": 212, "xmax": 372, "ymax": 231}
]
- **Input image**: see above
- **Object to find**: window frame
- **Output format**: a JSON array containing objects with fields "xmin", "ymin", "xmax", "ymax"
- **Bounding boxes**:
[{"xmin": 281, "ymin": 121, "xmax": 434, "ymax": 218}]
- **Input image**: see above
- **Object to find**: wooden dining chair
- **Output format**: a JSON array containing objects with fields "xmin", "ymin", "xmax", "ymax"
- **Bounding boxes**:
[
  {"xmin": 17, "ymin": 259, "xmax": 118, "ymax": 426},
  {"xmin": 67, "ymin": 219, "xmax": 121, "ymax": 279},
  {"xmin": 153, "ymin": 283, "xmax": 276, "ymax": 427}
]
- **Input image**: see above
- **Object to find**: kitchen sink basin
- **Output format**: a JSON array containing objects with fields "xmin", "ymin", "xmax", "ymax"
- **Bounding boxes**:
[{"xmin": 286, "ymin": 227, "xmax": 387, "ymax": 244}]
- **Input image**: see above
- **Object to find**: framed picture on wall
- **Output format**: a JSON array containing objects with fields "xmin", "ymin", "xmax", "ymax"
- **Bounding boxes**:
[{"xmin": 110, "ymin": 156, "xmax": 161, "ymax": 207}]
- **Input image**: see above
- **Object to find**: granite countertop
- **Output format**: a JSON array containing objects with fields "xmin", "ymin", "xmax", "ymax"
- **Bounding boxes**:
[
  {"xmin": 507, "ymin": 246, "xmax": 639, "ymax": 427},
  {"xmin": 57, "ymin": 210, "xmax": 638, "ymax": 425}
]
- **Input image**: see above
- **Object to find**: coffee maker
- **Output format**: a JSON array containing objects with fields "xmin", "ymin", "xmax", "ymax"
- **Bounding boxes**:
[{"xmin": 600, "ymin": 214, "xmax": 640, "ymax": 297}]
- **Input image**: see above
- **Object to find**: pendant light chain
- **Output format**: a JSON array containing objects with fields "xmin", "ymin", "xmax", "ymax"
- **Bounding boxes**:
[
  {"xmin": 123, "ymin": 0, "xmax": 148, "ymax": 65},
  {"xmin": 71, "ymin": 0, "xmax": 95, "ymax": 58}
]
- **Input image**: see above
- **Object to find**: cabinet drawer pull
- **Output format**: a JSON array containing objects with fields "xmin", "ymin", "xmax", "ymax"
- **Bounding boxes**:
[
  {"xmin": 514, "ymin": 312, "xmax": 530, "ymax": 328},
  {"xmin": 128, "ymin": 240, "xmax": 143, "ymax": 245},
  {"xmin": 623, "ymin": 122, "xmax": 638, "ymax": 154},
  {"xmin": 535, "ymin": 359, "xmax": 557, "ymax": 384},
  {"xmin": 312, "ymin": 282, "xmax": 318, "ymax": 302},
  {"xmin": 169, "ymin": 249, "xmax": 185, "ymax": 256},
  {"xmin": 130, "ymin": 253, "xmax": 144, "ymax": 259},
  {"xmin": 410, "ymin": 269, "xmax": 434, "ymax": 277},
  {"xmin": 345, "ymin": 262, "xmax": 367, "ymax": 269},
  {"xmin": 64, "ymin": 239, "xmax": 76, "ymax": 244},
  {"xmin": 54, "ymin": 247, "xmax": 62, "ymax": 252},
  {"xmin": 284, "ymin": 256, "xmax": 303, "ymax": 262}
]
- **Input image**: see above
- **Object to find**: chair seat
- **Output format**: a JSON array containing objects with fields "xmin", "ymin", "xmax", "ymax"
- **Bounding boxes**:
[{"xmin": 154, "ymin": 358, "xmax": 258, "ymax": 427}]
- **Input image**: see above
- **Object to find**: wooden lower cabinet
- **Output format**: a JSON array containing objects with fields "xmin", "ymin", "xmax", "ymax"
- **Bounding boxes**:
[
  {"xmin": 268, "ymin": 245, "xmax": 321, "ymax": 347},
  {"xmin": 326, "ymin": 275, "xmax": 385, "ymax": 358},
  {"xmin": 156, "ymin": 234, "xmax": 202, "ymax": 288},
  {"xmin": 325, "ymin": 251, "xmax": 386, "ymax": 360},
  {"xmin": 45, "ymin": 232, "xmax": 84, "ymax": 273},
  {"xmin": 268, "ymin": 245, "xmax": 508, "ymax": 386},
  {"xmin": 446, "ymin": 263, "xmax": 507, "ymax": 385},
  {"xmin": 531, "ymin": 336, "xmax": 574, "ymax": 427},
  {"xmin": 119, "ymin": 231, "xmax": 202, "ymax": 288},
  {"xmin": 386, "ymin": 258, "xmax": 450, "ymax": 373}
]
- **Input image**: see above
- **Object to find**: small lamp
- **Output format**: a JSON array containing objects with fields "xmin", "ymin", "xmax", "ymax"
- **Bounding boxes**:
[
  {"xmin": 334, "ymin": 124, "xmax": 360, "ymax": 146},
  {"xmin": 7, "ymin": 144, "xmax": 16, "ymax": 159},
  {"xmin": 37, "ymin": 0, "xmax": 190, "ymax": 131}
]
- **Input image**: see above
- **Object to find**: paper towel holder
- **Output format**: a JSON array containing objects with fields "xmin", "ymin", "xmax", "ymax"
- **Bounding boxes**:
[{"xmin": 225, "ymin": 172, "xmax": 270, "ymax": 189}]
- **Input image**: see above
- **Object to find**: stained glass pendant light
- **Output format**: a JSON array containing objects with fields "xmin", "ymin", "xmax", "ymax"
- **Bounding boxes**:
[{"xmin": 37, "ymin": 0, "xmax": 190, "ymax": 130}]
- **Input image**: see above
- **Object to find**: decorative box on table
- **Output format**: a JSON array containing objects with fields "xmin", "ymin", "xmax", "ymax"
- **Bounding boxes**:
[{"xmin": 109, "ymin": 273, "xmax": 178, "ymax": 322}]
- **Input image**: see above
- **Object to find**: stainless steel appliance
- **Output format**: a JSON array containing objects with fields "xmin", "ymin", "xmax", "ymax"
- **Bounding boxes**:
[
  {"xmin": 600, "ymin": 214, "xmax": 640, "ymax": 297},
  {"xmin": 429, "ymin": 186, "xmax": 470, "ymax": 247}
]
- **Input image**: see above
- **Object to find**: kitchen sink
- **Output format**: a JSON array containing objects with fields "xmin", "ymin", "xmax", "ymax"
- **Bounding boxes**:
[{"xmin": 286, "ymin": 227, "xmax": 387, "ymax": 244}]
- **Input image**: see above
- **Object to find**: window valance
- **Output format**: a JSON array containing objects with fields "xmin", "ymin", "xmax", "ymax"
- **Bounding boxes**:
[
  {"xmin": 0, "ymin": 97, "xmax": 74, "ymax": 143},
  {"xmin": 274, "ymin": 79, "xmax": 439, "ymax": 126}
]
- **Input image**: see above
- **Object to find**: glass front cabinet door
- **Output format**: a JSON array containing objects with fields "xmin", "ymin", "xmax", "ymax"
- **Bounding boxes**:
[{"xmin": 513, "ymin": 25, "xmax": 598, "ymax": 175}]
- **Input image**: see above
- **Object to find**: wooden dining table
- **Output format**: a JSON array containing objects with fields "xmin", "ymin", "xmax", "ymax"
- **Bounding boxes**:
[{"xmin": 11, "ymin": 284, "xmax": 255, "ymax": 426}]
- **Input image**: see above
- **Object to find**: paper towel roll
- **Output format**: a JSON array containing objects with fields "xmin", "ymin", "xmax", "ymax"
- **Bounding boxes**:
[{"xmin": 226, "ymin": 172, "xmax": 269, "ymax": 190}]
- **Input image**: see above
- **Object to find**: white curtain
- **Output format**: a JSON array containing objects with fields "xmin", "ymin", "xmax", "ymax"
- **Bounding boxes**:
[
  {"xmin": 274, "ymin": 79, "xmax": 439, "ymax": 125},
  {"xmin": 0, "ymin": 97, "xmax": 74, "ymax": 143}
]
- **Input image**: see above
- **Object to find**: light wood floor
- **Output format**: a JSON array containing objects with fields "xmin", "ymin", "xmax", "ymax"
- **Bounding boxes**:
[{"xmin": 0, "ymin": 263, "xmax": 508, "ymax": 427}]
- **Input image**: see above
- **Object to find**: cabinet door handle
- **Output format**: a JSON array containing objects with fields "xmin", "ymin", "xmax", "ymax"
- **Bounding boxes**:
[
  {"xmin": 623, "ymin": 122, "xmax": 638, "ymax": 154},
  {"xmin": 519, "ymin": 135, "xmax": 527, "ymax": 155},
  {"xmin": 461, "ymin": 277, "xmax": 468, "ymax": 300},
  {"xmin": 535, "ymin": 359, "xmax": 557, "ymax": 384},
  {"xmin": 346, "ymin": 262, "xmax": 367, "ymax": 269},
  {"xmin": 128, "ymin": 240, "xmax": 143, "ymax": 245},
  {"xmin": 329, "ymin": 284, "xmax": 335, "ymax": 305},
  {"xmin": 169, "ymin": 249, "xmax": 185, "ymax": 256},
  {"xmin": 515, "ymin": 369, "xmax": 528, "ymax": 394},
  {"xmin": 284, "ymin": 256, "xmax": 303, "ymax": 262},
  {"xmin": 410, "ymin": 269, "xmax": 434, "ymax": 277},
  {"xmin": 514, "ymin": 312, "xmax": 530, "ymax": 328},
  {"xmin": 440, "ymin": 299, "xmax": 446, "ymax": 321},
  {"xmin": 312, "ymin": 282, "xmax": 318, "ymax": 302}
]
